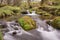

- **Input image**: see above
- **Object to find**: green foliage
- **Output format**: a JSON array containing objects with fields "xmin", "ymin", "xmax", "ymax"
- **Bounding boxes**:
[
  {"xmin": 18, "ymin": 16, "xmax": 36, "ymax": 31},
  {"xmin": 20, "ymin": 2, "xmax": 29, "ymax": 10},
  {"xmin": 30, "ymin": 2, "xmax": 40, "ymax": 7},
  {"xmin": 2, "ymin": 6, "xmax": 21, "ymax": 13},
  {"xmin": 29, "ymin": 9, "xmax": 32, "ymax": 13},
  {"xmin": 0, "ymin": 32, "xmax": 3, "ymax": 40},
  {"xmin": 51, "ymin": 17, "xmax": 60, "ymax": 29},
  {"xmin": 0, "ymin": 6, "xmax": 21, "ymax": 18},
  {"xmin": 0, "ymin": 9, "xmax": 14, "ymax": 18},
  {"xmin": 29, "ymin": 7, "xmax": 40, "ymax": 13}
]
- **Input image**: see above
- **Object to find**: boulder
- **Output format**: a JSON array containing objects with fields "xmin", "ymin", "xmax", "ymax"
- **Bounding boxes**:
[
  {"xmin": 18, "ymin": 16, "xmax": 36, "ymax": 31},
  {"xmin": 51, "ymin": 17, "xmax": 60, "ymax": 30}
]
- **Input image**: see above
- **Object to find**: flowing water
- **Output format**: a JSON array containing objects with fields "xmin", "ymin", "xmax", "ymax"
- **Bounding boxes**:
[{"xmin": 3, "ymin": 10, "xmax": 60, "ymax": 40}]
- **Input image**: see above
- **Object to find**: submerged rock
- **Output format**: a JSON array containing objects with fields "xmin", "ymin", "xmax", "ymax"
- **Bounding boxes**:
[{"xmin": 0, "ymin": 21, "xmax": 7, "ymax": 29}]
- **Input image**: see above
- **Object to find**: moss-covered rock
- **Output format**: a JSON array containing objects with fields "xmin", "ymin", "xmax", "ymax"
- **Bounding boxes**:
[
  {"xmin": 39, "ymin": 12, "xmax": 52, "ymax": 20},
  {"xmin": 36, "ymin": 11, "xmax": 46, "ymax": 15},
  {"xmin": 39, "ymin": 6, "xmax": 60, "ymax": 16},
  {"xmin": 0, "ymin": 32, "xmax": 3, "ymax": 40},
  {"xmin": 0, "ymin": 6, "xmax": 21, "ymax": 18},
  {"xmin": 18, "ymin": 16, "xmax": 36, "ymax": 31},
  {"xmin": 29, "ymin": 7, "xmax": 40, "ymax": 13},
  {"xmin": 42, "ymin": 15, "xmax": 52, "ymax": 20},
  {"xmin": 2, "ymin": 6, "xmax": 21, "ymax": 13},
  {"xmin": 51, "ymin": 17, "xmax": 60, "ymax": 29},
  {"xmin": 0, "ymin": 4, "xmax": 7, "ymax": 7},
  {"xmin": 30, "ymin": 2, "xmax": 40, "ymax": 7},
  {"xmin": 0, "ymin": 9, "xmax": 14, "ymax": 18}
]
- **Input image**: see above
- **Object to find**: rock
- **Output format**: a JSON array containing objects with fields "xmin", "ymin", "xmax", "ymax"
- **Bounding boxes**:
[
  {"xmin": 14, "ymin": 27, "xmax": 19, "ymax": 30},
  {"xmin": 0, "ymin": 21, "xmax": 7, "ymax": 29},
  {"xmin": 51, "ymin": 17, "xmax": 60, "ymax": 30},
  {"xmin": 18, "ymin": 16, "xmax": 36, "ymax": 31}
]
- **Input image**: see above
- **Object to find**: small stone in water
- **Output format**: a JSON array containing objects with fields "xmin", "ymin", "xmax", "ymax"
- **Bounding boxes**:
[
  {"xmin": 14, "ymin": 27, "xmax": 18, "ymax": 30},
  {"xmin": 12, "ymin": 31, "xmax": 17, "ymax": 35}
]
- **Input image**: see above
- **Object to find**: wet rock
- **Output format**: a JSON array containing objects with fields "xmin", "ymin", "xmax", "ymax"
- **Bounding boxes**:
[
  {"xmin": 0, "ymin": 25, "xmax": 6, "ymax": 28},
  {"xmin": 46, "ymin": 20, "xmax": 52, "ymax": 25},
  {"xmin": 18, "ymin": 16, "xmax": 36, "ymax": 31},
  {"xmin": 0, "ymin": 21, "xmax": 7, "ymax": 29},
  {"xmin": 13, "ymin": 27, "xmax": 18, "ymax": 30},
  {"xmin": 10, "ymin": 22, "xmax": 20, "ymax": 30}
]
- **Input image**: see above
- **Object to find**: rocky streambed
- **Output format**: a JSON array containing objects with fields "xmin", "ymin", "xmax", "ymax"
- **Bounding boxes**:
[{"xmin": 0, "ymin": 11, "xmax": 60, "ymax": 40}]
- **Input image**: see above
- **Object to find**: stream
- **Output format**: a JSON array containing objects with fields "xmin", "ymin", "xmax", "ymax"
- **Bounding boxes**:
[{"xmin": 1, "ymin": 10, "xmax": 60, "ymax": 40}]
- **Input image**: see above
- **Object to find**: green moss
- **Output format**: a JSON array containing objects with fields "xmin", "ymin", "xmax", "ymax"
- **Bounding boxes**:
[
  {"xmin": 2, "ymin": 6, "xmax": 21, "ymax": 13},
  {"xmin": 0, "ymin": 4, "xmax": 7, "ymax": 7},
  {"xmin": 3, "ymin": 10, "xmax": 14, "ymax": 16},
  {"xmin": 18, "ymin": 16, "xmax": 36, "ymax": 31},
  {"xmin": 29, "ymin": 7, "xmax": 40, "ymax": 13},
  {"xmin": 0, "ymin": 6, "xmax": 21, "ymax": 18},
  {"xmin": 38, "ymin": 11, "xmax": 52, "ymax": 20},
  {"xmin": 36, "ymin": 11, "xmax": 46, "ymax": 15},
  {"xmin": 51, "ymin": 17, "xmax": 60, "ymax": 29},
  {"xmin": 20, "ymin": 2, "xmax": 29, "ymax": 10},
  {"xmin": 0, "ymin": 9, "xmax": 14, "ymax": 18},
  {"xmin": 0, "ymin": 32, "xmax": 3, "ymax": 40},
  {"xmin": 42, "ymin": 13, "xmax": 52, "ymax": 19}
]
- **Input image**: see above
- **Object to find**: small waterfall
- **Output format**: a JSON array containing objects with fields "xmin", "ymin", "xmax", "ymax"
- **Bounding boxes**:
[
  {"xmin": 26, "ymin": 10, "xmax": 30, "ymax": 14},
  {"xmin": 27, "ymin": 10, "xmax": 37, "ymax": 15},
  {"xmin": 31, "ymin": 11, "xmax": 37, "ymax": 15}
]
